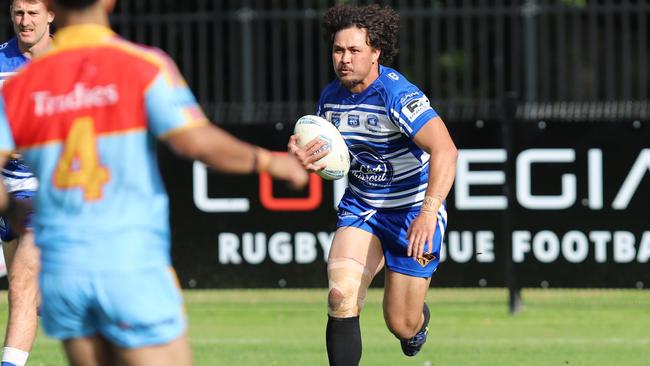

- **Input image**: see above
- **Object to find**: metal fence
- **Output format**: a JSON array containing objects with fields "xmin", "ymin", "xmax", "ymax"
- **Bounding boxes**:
[{"xmin": 1, "ymin": 0, "xmax": 648, "ymax": 123}]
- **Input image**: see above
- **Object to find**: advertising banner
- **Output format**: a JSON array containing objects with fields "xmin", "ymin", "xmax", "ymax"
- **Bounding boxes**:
[{"xmin": 161, "ymin": 121, "xmax": 650, "ymax": 288}]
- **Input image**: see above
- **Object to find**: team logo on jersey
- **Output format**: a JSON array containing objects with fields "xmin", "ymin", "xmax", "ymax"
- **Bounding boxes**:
[
  {"xmin": 365, "ymin": 114, "xmax": 379, "ymax": 132},
  {"xmin": 387, "ymin": 72, "xmax": 400, "ymax": 81},
  {"xmin": 416, "ymin": 253, "xmax": 436, "ymax": 267},
  {"xmin": 331, "ymin": 113, "xmax": 341, "ymax": 127},
  {"xmin": 402, "ymin": 97, "xmax": 430, "ymax": 123},
  {"xmin": 348, "ymin": 145, "xmax": 394, "ymax": 188},
  {"xmin": 347, "ymin": 114, "xmax": 360, "ymax": 127}
]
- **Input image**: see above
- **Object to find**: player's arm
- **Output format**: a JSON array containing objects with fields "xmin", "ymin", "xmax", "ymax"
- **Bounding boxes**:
[
  {"xmin": 166, "ymin": 125, "xmax": 308, "ymax": 189},
  {"xmin": 166, "ymin": 125, "xmax": 262, "ymax": 174},
  {"xmin": 144, "ymin": 52, "xmax": 308, "ymax": 189},
  {"xmin": 413, "ymin": 116, "xmax": 457, "ymax": 206},
  {"xmin": 407, "ymin": 116, "xmax": 458, "ymax": 258}
]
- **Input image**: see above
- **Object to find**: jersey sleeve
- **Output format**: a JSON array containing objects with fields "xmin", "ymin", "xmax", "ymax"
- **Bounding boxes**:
[
  {"xmin": 144, "ymin": 54, "xmax": 208, "ymax": 138},
  {"xmin": 0, "ymin": 97, "xmax": 15, "ymax": 156},
  {"xmin": 389, "ymin": 87, "xmax": 438, "ymax": 139}
]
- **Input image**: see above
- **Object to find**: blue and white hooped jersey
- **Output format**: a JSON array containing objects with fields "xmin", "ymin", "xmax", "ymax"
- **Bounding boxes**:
[
  {"xmin": 0, "ymin": 37, "xmax": 37, "ymax": 193},
  {"xmin": 317, "ymin": 65, "xmax": 439, "ymax": 209},
  {"xmin": 0, "ymin": 37, "xmax": 28, "ymax": 87}
]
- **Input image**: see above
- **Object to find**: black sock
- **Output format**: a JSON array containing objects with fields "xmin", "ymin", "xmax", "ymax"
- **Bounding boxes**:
[{"xmin": 326, "ymin": 315, "xmax": 362, "ymax": 366}]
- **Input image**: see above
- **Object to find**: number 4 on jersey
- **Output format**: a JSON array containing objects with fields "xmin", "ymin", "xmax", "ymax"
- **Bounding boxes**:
[{"xmin": 53, "ymin": 117, "xmax": 109, "ymax": 200}]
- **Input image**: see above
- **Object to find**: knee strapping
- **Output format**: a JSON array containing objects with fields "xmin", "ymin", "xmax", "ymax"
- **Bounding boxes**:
[{"xmin": 327, "ymin": 258, "xmax": 374, "ymax": 317}]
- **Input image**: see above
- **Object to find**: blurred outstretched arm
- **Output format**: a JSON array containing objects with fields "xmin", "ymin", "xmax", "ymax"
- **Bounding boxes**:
[{"xmin": 166, "ymin": 124, "xmax": 309, "ymax": 190}]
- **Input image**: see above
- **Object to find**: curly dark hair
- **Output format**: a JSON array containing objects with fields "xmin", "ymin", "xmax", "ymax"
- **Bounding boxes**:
[{"xmin": 322, "ymin": 3, "xmax": 400, "ymax": 65}]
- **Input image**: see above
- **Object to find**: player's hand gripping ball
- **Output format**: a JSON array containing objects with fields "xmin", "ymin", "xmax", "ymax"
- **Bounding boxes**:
[{"xmin": 293, "ymin": 115, "xmax": 350, "ymax": 180}]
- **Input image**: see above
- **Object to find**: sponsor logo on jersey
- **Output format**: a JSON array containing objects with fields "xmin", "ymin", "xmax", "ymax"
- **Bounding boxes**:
[
  {"xmin": 0, "ymin": 42, "xmax": 8, "ymax": 50},
  {"xmin": 387, "ymin": 72, "xmax": 400, "ymax": 81},
  {"xmin": 331, "ymin": 112, "xmax": 341, "ymax": 127},
  {"xmin": 347, "ymin": 114, "xmax": 360, "ymax": 127},
  {"xmin": 349, "ymin": 145, "xmax": 394, "ymax": 188},
  {"xmin": 366, "ymin": 114, "xmax": 380, "ymax": 132},
  {"xmin": 399, "ymin": 91, "xmax": 420, "ymax": 104},
  {"xmin": 32, "ymin": 82, "xmax": 119, "ymax": 117},
  {"xmin": 402, "ymin": 97, "xmax": 430, "ymax": 123}
]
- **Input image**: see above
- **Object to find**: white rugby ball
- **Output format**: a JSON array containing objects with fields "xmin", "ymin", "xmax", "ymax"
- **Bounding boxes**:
[{"xmin": 293, "ymin": 115, "xmax": 350, "ymax": 180}]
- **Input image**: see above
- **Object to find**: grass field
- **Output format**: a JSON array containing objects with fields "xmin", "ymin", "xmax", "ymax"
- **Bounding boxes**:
[{"xmin": 3, "ymin": 288, "xmax": 649, "ymax": 365}]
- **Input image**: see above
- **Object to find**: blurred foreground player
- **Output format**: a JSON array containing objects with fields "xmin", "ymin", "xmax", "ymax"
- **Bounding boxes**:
[{"xmin": 0, "ymin": 0, "xmax": 308, "ymax": 365}]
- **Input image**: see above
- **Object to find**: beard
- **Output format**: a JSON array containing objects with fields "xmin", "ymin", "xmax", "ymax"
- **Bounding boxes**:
[{"xmin": 337, "ymin": 74, "xmax": 362, "ymax": 90}]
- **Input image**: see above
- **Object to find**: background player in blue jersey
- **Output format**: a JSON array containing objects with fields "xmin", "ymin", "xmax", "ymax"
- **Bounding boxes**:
[
  {"xmin": 0, "ymin": 0, "xmax": 308, "ymax": 365},
  {"xmin": 0, "ymin": 1, "xmax": 53, "ymax": 365},
  {"xmin": 289, "ymin": 4, "xmax": 458, "ymax": 365}
]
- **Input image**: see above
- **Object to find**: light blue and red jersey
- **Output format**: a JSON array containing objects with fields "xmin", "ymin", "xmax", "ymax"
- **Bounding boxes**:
[{"xmin": 0, "ymin": 25, "xmax": 207, "ymax": 271}]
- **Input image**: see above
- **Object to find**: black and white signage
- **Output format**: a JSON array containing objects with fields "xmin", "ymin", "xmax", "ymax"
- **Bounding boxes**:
[{"xmin": 160, "ymin": 121, "xmax": 649, "ymax": 289}]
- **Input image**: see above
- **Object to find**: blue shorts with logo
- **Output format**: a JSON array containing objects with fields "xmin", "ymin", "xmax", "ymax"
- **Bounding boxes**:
[
  {"xmin": 39, "ymin": 266, "xmax": 186, "ymax": 348},
  {"xmin": 0, "ymin": 190, "xmax": 35, "ymax": 242},
  {"xmin": 337, "ymin": 192, "xmax": 448, "ymax": 278}
]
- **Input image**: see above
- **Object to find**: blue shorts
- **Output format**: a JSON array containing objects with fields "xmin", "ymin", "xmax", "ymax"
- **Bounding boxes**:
[
  {"xmin": 337, "ymin": 192, "xmax": 448, "ymax": 278},
  {"xmin": 0, "ymin": 190, "xmax": 35, "ymax": 242},
  {"xmin": 39, "ymin": 266, "xmax": 186, "ymax": 348}
]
